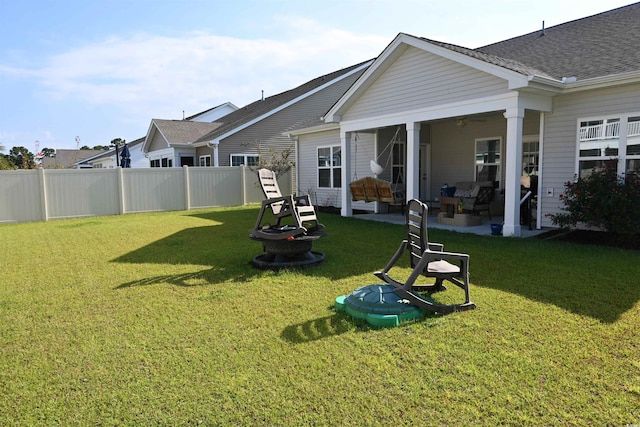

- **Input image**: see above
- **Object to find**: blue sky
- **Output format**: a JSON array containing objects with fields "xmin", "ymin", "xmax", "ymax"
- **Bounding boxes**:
[{"xmin": 0, "ymin": 0, "xmax": 634, "ymax": 152}]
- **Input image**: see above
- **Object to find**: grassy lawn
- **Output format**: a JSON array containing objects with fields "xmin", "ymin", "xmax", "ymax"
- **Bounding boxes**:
[{"xmin": 1, "ymin": 206, "xmax": 639, "ymax": 426}]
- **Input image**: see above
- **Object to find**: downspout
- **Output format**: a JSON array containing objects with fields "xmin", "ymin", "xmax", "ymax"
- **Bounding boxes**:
[{"xmin": 207, "ymin": 141, "xmax": 220, "ymax": 166}]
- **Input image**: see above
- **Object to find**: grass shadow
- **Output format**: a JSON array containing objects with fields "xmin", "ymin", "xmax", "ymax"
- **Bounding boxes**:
[
  {"xmin": 112, "ymin": 208, "xmax": 399, "ymax": 284},
  {"xmin": 112, "ymin": 206, "xmax": 640, "ymax": 323},
  {"xmin": 280, "ymin": 312, "xmax": 355, "ymax": 344},
  {"xmin": 436, "ymin": 231, "xmax": 640, "ymax": 324}
]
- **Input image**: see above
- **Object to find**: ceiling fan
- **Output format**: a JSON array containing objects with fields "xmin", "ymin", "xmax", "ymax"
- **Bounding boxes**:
[{"xmin": 455, "ymin": 116, "xmax": 487, "ymax": 128}]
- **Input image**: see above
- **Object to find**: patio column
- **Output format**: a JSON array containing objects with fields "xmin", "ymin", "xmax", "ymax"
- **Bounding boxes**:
[
  {"xmin": 406, "ymin": 122, "xmax": 421, "ymax": 201},
  {"xmin": 211, "ymin": 141, "xmax": 219, "ymax": 167},
  {"xmin": 503, "ymin": 107, "xmax": 525, "ymax": 237},
  {"xmin": 340, "ymin": 130, "xmax": 352, "ymax": 217}
]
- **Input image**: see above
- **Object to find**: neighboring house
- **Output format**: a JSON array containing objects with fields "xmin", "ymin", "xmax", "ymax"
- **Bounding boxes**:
[
  {"xmin": 142, "ymin": 60, "xmax": 374, "ymax": 173},
  {"xmin": 291, "ymin": 3, "xmax": 640, "ymax": 236},
  {"xmin": 80, "ymin": 137, "xmax": 149, "ymax": 169},
  {"xmin": 79, "ymin": 104, "xmax": 237, "ymax": 169},
  {"xmin": 186, "ymin": 102, "xmax": 238, "ymax": 122},
  {"xmin": 42, "ymin": 149, "xmax": 106, "ymax": 169}
]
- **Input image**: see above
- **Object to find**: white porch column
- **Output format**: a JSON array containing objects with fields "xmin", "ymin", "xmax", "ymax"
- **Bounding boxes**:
[
  {"xmin": 503, "ymin": 107, "xmax": 525, "ymax": 237},
  {"xmin": 340, "ymin": 130, "xmax": 352, "ymax": 217},
  {"xmin": 208, "ymin": 141, "xmax": 220, "ymax": 167},
  {"xmin": 406, "ymin": 122, "xmax": 421, "ymax": 201}
]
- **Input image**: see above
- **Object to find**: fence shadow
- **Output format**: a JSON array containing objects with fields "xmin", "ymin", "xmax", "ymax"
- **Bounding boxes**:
[{"xmin": 112, "ymin": 207, "xmax": 640, "ymax": 323}]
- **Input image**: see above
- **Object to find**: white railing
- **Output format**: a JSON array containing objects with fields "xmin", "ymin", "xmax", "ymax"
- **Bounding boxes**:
[
  {"xmin": 579, "ymin": 121, "xmax": 620, "ymax": 141},
  {"xmin": 628, "ymin": 120, "xmax": 640, "ymax": 137},
  {"xmin": 0, "ymin": 166, "xmax": 292, "ymax": 224},
  {"xmin": 580, "ymin": 120, "xmax": 640, "ymax": 141}
]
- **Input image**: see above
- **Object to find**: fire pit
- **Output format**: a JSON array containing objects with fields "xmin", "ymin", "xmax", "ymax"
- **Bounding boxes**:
[
  {"xmin": 251, "ymin": 170, "xmax": 327, "ymax": 270},
  {"xmin": 250, "ymin": 228, "xmax": 326, "ymax": 269}
]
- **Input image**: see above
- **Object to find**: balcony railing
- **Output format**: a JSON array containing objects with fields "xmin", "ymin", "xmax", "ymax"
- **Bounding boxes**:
[{"xmin": 580, "ymin": 120, "xmax": 640, "ymax": 141}]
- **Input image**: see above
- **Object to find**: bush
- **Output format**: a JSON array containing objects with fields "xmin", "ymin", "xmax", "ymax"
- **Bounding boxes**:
[{"xmin": 549, "ymin": 166, "xmax": 640, "ymax": 235}]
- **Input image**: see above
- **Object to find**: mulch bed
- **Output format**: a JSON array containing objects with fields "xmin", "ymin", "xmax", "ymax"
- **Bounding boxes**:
[{"xmin": 536, "ymin": 229, "xmax": 640, "ymax": 251}]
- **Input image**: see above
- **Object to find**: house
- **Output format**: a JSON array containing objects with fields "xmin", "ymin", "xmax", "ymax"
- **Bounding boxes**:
[
  {"xmin": 79, "ymin": 137, "xmax": 148, "ymax": 169},
  {"xmin": 42, "ymin": 149, "xmax": 106, "ymax": 169},
  {"xmin": 186, "ymin": 102, "xmax": 238, "ymax": 122},
  {"xmin": 80, "ymin": 103, "xmax": 238, "ymax": 169},
  {"xmin": 142, "ymin": 60, "xmax": 373, "ymax": 173},
  {"xmin": 291, "ymin": 2, "xmax": 640, "ymax": 236}
]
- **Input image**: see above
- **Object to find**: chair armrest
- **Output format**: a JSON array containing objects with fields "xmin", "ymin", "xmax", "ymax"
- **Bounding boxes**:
[{"xmin": 427, "ymin": 243, "xmax": 444, "ymax": 251}]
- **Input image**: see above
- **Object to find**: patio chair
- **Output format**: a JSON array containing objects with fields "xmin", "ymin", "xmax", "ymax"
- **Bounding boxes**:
[
  {"xmin": 254, "ymin": 169, "xmax": 323, "ymax": 239},
  {"xmin": 374, "ymin": 199, "xmax": 476, "ymax": 314}
]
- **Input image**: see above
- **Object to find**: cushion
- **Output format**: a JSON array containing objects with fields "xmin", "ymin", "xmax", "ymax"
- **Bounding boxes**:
[
  {"xmin": 427, "ymin": 260, "xmax": 460, "ymax": 274},
  {"xmin": 453, "ymin": 189, "xmax": 473, "ymax": 198}
]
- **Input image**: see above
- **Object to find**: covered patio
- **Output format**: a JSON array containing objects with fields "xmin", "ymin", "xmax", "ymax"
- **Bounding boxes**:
[
  {"xmin": 321, "ymin": 33, "xmax": 559, "ymax": 237},
  {"xmin": 352, "ymin": 210, "xmax": 547, "ymax": 238}
]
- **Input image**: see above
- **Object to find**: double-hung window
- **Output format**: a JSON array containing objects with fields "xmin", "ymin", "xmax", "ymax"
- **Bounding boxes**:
[
  {"xmin": 318, "ymin": 145, "xmax": 341, "ymax": 188},
  {"xmin": 577, "ymin": 114, "xmax": 640, "ymax": 178},
  {"xmin": 230, "ymin": 154, "xmax": 259, "ymax": 167},
  {"xmin": 199, "ymin": 155, "xmax": 211, "ymax": 167}
]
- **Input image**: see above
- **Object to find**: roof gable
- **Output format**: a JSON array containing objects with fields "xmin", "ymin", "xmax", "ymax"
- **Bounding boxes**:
[
  {"xmin": 142, "ymin": 119, "xmax": 222, "ymax": 152},
  {"xmin": 325, "ymin": 33, "xmax": 536, "ymax": 122}
]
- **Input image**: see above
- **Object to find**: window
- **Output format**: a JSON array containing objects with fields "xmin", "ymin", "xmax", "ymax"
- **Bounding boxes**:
[
  {"xmin": 180, "ymin": 156, "xmax": 194, "ymax": 167},
  {"xmin": 151, "ymin": 157, "xmax": 172, "ymax": 168},
  {"xmin": 577, "ymin": 114, "xmax": 640, "ymax": 178},
  {"xmin": 230, "ymin": 154, "xmax": 259, "ymax": 167},
  {"xmin": 522, "ymin": 141, "xmax": 539, "ymax": 176},
  {"xmin": 475, "ymin": 138, "xmax": 501, "ymax": 186},
  {"xmin": 199, "ymin": 155, "xmax": 212, "ymax": 167},
  {"xmin": 318, "ymin": 145, "xmax": 341, "ymax": 188}
]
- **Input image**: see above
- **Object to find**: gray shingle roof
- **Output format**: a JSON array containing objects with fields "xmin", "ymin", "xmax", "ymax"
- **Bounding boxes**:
[
  {"xmin": 152, "ymin": 119, "xmax": 222, "ymax": 144},
  {"xmin": 195, "ymin": 59, "xmax": 372, "ymax": 143},
  {"xmin": 475, "ymin": 2, "xmax": 640, "ymax": 80},
  {"xmin": 419, "ymin": 37, "xmax": 556, "ymax": 80}
]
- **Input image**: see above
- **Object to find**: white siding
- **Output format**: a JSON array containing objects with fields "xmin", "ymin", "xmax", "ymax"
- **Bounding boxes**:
[
  {"xmin": 298, "ymin": 129, "xmax": 375, "ymax": 210},
  {"xmin": 540, "ymin": 83, "xmax": 640, "ymax": 226},
  {"xmin": 344, "ymin": 46, "xmax": 508, "ymax": 121}
]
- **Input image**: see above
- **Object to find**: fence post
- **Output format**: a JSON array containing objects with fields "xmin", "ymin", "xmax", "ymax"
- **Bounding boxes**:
[
  {"xmin": 184, "ymin": 166, "xmax": 191, "ymax": 210},
  {"xmin": 242, "ymin": 166, "xmax": 247, "ymax": 205},
  {"xmin": 117, "ymin": 167, "xmax": 125, "ymax": 215},
  {"xmin": 38, "ymin": 168, "xmax": 49, "ymax": 221}
]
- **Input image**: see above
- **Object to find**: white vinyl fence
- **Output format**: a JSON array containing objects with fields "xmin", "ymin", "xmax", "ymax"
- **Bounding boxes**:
[{"xmin": 0, "ymin": 166, "xmax": 292, "ymax": 224}]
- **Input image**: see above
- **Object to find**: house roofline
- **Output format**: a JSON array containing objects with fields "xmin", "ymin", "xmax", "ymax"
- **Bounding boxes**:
[
  {"xmin": 325, "ymin": 33, "xmax": 542, "ymax": 122},
  {"xmin": 195, "ymin": 59, "xmax": 374, "ymax": 146},
  {"xmin": 285, "ymin": 122, "xmax": 340, "ymax": 137}
]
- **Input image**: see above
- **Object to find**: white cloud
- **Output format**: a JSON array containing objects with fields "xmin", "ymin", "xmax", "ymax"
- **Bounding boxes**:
[{"xmin": 33, "ymin": 21, "xmax": 388, "ymax": 121}]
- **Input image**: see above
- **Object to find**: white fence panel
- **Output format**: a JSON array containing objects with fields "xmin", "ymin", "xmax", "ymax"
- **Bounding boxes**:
[
  {"xmin": 189, "ymin": 167, "xmax": 244, "ymax": 209},
  {"xmin": 0, "ymin": 166, "xmax": 293, "ymax": 223},
  {"xmin": 0, "ymin": 170, "xmax": 42, "ymax": 223},
  {"xmin": 124, "ymin": 168, "xmax": 185, "ymax": 213},
  {"xmin": 46, "ymin": 169, "xmax": 119, "ymax": 220}
]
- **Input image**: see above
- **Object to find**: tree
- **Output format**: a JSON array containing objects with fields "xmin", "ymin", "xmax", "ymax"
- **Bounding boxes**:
[
  {"xmin": 9, "ymin": 146, "xmax": 35, "ymax": 169},
  {"xmin": 251, "ymin": 141, "xmax": 295, "ymax": 178},
  {"xmin": 0, "ymin": 143, "xmax": 14, "ymax": 170},
  {"xmin": 42, "ymin": 148, "xmax": 56, "ymax": 158},
  {"xmin": 92, "ymin": 145, "xmax": 110, "ymax": 150}
]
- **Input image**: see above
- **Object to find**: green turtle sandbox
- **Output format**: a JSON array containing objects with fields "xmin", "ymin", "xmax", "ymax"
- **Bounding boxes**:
[{"xmin": 335, "ymin": 284, "xmax": 424, "ymax": 328}]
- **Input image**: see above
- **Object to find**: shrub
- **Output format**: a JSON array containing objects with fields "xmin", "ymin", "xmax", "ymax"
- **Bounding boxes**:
[{"xmin": 549, "ymin": 166, "xmax": 640, "ymax": 235}]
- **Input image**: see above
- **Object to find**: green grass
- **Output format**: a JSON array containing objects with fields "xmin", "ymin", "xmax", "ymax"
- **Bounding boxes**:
[{"xmin": 1, "ymin": 206, "xmax": 639, "ymax": 426}]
